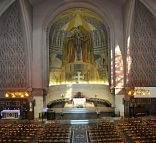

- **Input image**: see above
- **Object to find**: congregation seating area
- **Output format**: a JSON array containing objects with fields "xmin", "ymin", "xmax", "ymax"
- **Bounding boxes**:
[
  {"xmin": 89, "ymin": 121, "xmax": 125, "ymax": 143},
  {"xmin": 118, "ymin": 117, "xmax": 156, "ymax": 143},
  {"xmin": 0, "ymin": 117, "xmax": 155, "ymax": 143},
  {"xmin": 0, "ymin": 120, "xmax": 71, "ymax": 143},
  {"xmin": 37, "ymin": 122, "xmax": 71, "ymax": 143},
  {"xmin": 0, "ymin": 121, "xmax": 41, "ymax": 143}
]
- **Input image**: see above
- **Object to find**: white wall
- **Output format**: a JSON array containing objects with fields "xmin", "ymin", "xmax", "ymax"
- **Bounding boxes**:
[{"xmin": 47, "ymin": 84, "xmax": 114, "ymax": 106}]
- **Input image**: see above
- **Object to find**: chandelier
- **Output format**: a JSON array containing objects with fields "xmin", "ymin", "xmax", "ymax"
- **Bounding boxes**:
[
  {"xmin": 127, "ymin": 87, "xmax": 150, "ymax": 96},
  {"xmin": 5, "ymin": 92, "xmax": 29, "ymax": 98}
]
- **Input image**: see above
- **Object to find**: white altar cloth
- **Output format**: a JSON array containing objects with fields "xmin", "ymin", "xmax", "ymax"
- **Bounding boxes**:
[
  {"xmin": 1, "ymin": 110, "xmax": 20, "ymax": 119},
  {"xmin": 73, "ymin": 98, "xmax": 86, "ymax": 107}
]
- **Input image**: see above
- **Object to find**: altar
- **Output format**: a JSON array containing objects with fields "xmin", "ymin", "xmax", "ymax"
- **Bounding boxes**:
[
  {"xmin": 1, "ymin": 110, "xmax": 20, "ymax": 119},
  {"xmin": 73, "ymin": 98, "xmax": 86, "ymax": 107}
]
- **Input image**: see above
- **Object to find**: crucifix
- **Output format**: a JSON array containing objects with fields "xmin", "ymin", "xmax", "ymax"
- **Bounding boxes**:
[{"xmin": 74, "ymin": 72, "xmax": 84, "ymax": 83}]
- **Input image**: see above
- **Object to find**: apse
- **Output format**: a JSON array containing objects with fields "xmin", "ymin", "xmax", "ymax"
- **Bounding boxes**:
[
  {"xmin": 47, "ymin": 8, "xmax": 114, "ymax": 106},
  {"xmin": 48, "ymin": 8, "xmax": 109, "ymax": 86}
]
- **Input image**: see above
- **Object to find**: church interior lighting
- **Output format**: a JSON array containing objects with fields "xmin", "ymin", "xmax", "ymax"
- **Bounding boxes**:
[
  {"xmin": 127, "ymin": 88, "xmax": 151, "ymax": 96},
  {"xmin": 49, "ymin": 81, "xmax": 109, "ymax": 86},
  {"xmin": 5, "ymin": 92, "xmax": 30, "ymax": 98}
]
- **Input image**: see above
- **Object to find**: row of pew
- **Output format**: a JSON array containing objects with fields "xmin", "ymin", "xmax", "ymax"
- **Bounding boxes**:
[
  {"xmin": 118, "ymin": 117, "xmax": 156, "ymax": 143},
  {"xmin": 88, "ymin": 121, "xmax": 125, "ymax": 143},
  {"xmin": 0, "ymin": 121, "xmax": 41, "ymax": 143},
  {"xmin": 0, "ymin": 121, "xmax": 71, "ymax": 143},
  {"xmin": 0, "ymin": 117, "xmax": 155, "ymax": 143},
  {"xmin": 37, "ymin": 123, "xmax": 71, "ymax": 143}
]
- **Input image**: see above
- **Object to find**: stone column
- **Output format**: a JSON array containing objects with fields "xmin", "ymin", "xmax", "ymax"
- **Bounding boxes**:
[
  {"xmin": 115, "ymin": 94, "xmax": 124, "ymax": 117},
  {"xmin": 32, "ymin": 88, "xmax": 44, "ymax": 119}
]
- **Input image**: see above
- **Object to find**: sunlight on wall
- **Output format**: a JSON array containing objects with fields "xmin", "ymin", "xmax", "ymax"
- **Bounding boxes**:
[
  {"xmin": 111, "ymin": 48, "xmax": 114, "ymax": 88},
  {"xmin": 115, "ymin": 45, "xmax": 124, "ymax": 89},
  {"xmin": 126, "ymin": 36, "xmax": 132, "ymax": 83}
]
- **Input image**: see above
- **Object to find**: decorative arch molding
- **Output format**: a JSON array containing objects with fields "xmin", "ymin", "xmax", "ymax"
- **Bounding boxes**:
[
  {"xmin": 41, "ymin": 1, "xmax": 115, "ymax": 88},
  {"xmin": 0, "ymin": 0, "xmax": 15, "ymax": 17},
  {"xmin": 19, "ymin": 0, "xmax": 32, "ymax": 88},
  {"xmin": 140, "ymin": 0, "xmax": 156, "ymax": 18},
  {"xmin": 125, "ymin": 0, "xmax": 135, "ymax": 86}
]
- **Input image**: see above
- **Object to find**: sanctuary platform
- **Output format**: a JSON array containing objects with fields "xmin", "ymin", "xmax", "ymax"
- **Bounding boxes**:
[
  {"xmin": 47, "ymin": 107, "xmax": 115, "ymax": 120},
  {"xmin": 45, "ymin": 84, "xmax": 115, "ymax": 120},
  {"xmin": 47, "ymin": 84, "xmax": 114, "ymax": 106}
]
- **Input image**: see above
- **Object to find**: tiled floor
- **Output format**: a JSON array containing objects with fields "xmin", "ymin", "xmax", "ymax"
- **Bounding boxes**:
[{"xmin": 71, "ymin": 125, "xmax": 90, "ymax": 143}]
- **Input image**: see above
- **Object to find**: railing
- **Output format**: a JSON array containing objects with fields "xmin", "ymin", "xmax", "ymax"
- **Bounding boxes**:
[{"xmin": 51, "ymin": 107, "xmax": 114, "ymax": 113}]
